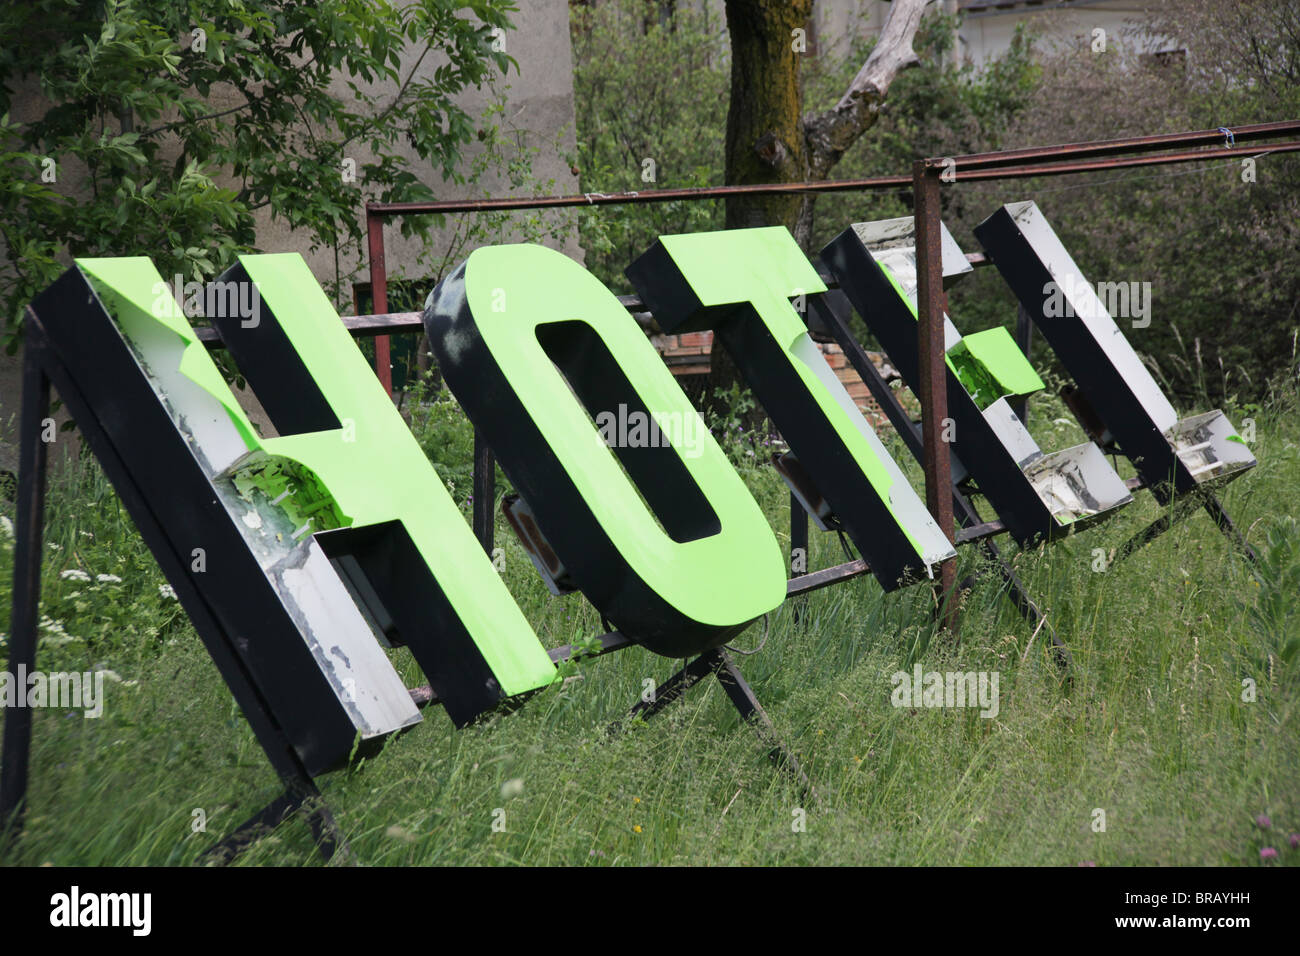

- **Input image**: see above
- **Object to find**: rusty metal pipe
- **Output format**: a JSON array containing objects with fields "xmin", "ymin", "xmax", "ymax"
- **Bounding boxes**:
[
  {"xmin": 924, "ymin": 120, "xmax": 1300, "ymax": 173},
  {"xmin": 366, "ymin": 174, "xmax": 913, "ymax": 217},
  {"xmin": 944, "ymin": 140, "xmax": 1300, "ymax": 182},
  {"xmin": 912, "ymin": 160, "xmax": 958, "ymax": 632},
  {"xmin": 365, "ymin": 213, "xmax": 393, "ymax": 396}
]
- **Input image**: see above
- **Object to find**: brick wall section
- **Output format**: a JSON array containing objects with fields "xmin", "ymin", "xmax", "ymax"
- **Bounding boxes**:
[{"xmin": 651, "ymin": 330, "xmax": 891, "ymax": 431}]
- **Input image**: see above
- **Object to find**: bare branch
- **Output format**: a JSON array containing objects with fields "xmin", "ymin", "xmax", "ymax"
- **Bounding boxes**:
[{"xmin": 802, "ymin": 0, "xmax": 933, "ymax": 180}]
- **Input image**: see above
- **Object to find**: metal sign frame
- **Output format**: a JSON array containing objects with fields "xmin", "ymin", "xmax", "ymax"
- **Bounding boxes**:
[{"xmin": 5, "ymin": 121, "xmax": 1293, "ymax": 863}]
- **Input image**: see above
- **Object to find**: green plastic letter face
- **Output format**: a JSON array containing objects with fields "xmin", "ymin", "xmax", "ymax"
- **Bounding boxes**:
[
  {"xmin": 627, "ymin": 227, "xmax": 956, "ymax": 591},
  {"xmin": 72, "ymin": 256, "xmax": 422, "ymax": 772},
  {"xmin": 209, "ymin": 254, "xmax": 558, "ymax": 723},
  {"xmin": 424, "ymin": 243, "xmax": 786, "ymax": 658}
]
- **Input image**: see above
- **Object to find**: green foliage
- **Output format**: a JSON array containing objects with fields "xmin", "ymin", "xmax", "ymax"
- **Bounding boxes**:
[
  {"xmin": 570, "ymin": 4, "xmax": 1041, "ymax": 293},
  {"xmin": 402, "ymin": 382, "xmax": 479, "ymax": 510},
  {"xmin": 1243, "ymin": 516, "xmax": 1300, "ymax": 683},
  {"xmin": 0, "ymin": 0, "xmax": 521, "ymax": 344},
  {"xmin": 947, "ymin": 0, "xmax": 1300, "ymax": 405},
  {"xmin": 799, "ymin": 13, "xmax": 1041, "ymax": 252},
  {"xmin": 570, "ymin": 0, "xmax": 728, "ymax": 292},
  {"xmin": 3, "ymin": 385, "xmax": 1298, "ymax": 865}
]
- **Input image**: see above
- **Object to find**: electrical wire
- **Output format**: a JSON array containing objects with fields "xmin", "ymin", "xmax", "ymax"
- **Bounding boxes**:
[
  {"xmin": 725, "ymin": 613, "xmax": 769, "ymax": 656},
  {"xmin": 837, "ymin": 528, "xmax": 858, "ymax": 562}
]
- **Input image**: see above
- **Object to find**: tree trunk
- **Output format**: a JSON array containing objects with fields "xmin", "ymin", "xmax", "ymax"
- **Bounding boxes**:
[
  {"xmin": 711, "ymin": 0, "xmax": 929, "ymax": 401},
  {"xmin": 722, "ymin": 0, "xmax": 812, "ymax": 231},
  {"xmin": 712, "ymin": 0, "xmax": 812, "ymax": 417}
]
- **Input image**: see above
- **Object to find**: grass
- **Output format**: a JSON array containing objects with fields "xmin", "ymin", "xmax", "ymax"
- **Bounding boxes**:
[{"xmin": 1, "ymin": 382, "xmax": 1298, "ymax": 867}]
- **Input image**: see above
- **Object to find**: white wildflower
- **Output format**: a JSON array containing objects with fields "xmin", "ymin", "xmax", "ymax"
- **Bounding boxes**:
[
  {"xmin": 38, "ymin": 615, "xmax": 82, "ymax": 646},
  {"xmin": 41, "ymin": 634, "xmax": 83, "ymax": 647},
  {"xmin": 158, "ymin": 584, "xmax": 178, "ymax": 600},
  {"xmin": 96, "ymin": 574, "xmax": 123, "ymax": 584},
  {"xmin": 59, "ymin": 569, "xmax": 91, "ymax": 582}
]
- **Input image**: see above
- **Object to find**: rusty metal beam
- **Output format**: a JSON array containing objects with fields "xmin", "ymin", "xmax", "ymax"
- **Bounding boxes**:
[
  {"xmin": 937, "ymin": 140, "xmax": 1300, "ymax": 182},
  {"xmin": 366, "ymin": 174, "xmax": 913, "ymax": 217},
  {"xmin": 926, "ymin": 120, "xmax": 1300, "ymax": 173},
  {"xmin": 785, "ymin": 558, "xmax": 872, "ymax": 597},
  {"xmin": 913, "ymin": 160, "xmax": 958, "ymax": 631},
  {"xmin": 365, "ymin": 213, "xmax": 393, "ymax": 396},
  {"xmin": 363, "ymin": 123, "xmax": 1299, "ymax": 223}
]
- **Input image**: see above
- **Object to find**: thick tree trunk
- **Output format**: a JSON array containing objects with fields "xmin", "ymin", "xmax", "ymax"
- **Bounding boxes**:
[
  {"xmin": 713, "ymin": 1, "xmax": 812, "ymax": 415},
  {"xmin": 722, "ymin": 0, "xmax": 813, "ymax": 231},
  {"xmin": 711, "ymin": 0, "xmax": 929, "ymax": 404}
]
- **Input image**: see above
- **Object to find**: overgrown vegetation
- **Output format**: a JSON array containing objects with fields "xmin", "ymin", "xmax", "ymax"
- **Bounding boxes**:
[
  {"xmin": 0, "ymin": 0, "xmax": 524, "ymax": 335},
  {"xmin": 1, "ymin": 0, "xmax": 1297, "ymax": 869},
  {"xmin": 1, "ymin": 378, "xmax": 1296, "ymax": 865},
  {"xmin": 570, "ymin": 0, "xmax": 729, "ymax": 292},
  {"xmin": 569, "ymin": 3, "xmax": 1037, "ymax": 293},
  {"xmin": 570, "ymin": 0, "xmax": 1299, "ymax": 406},
  {"xmin": 945, "ymin": 0, "xmax": 1300, "ymax": 406}
]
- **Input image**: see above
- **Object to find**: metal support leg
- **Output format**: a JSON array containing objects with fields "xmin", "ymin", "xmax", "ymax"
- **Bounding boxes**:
[
  {"xmin": 624, "ymin": 653, "xmax": 719, "ymax": 724},
  {"xmin": 1113, "ymin": 492, "xmax": 1205, "ymax": 565},
  {"xmin": 711, "ymin": 649, "xmax": 816, "ymax": 802},
  {"xmin": 1114, "ymin": 488, "xmax": 1257, "ymax": 566},
  {"xmin": 913, "ymin": 161, "xmax": 958, "ymax": 631},
  {"xmin": 1011, "ymin": 304, "xmax": 1033, "ymax": 426},
  {"xmin": 199, "ymin": 776, "xmax": 350, "ymax": 866},
  {"xmin": 616, "ymin": 648, "xmax": 816, "ymax": 803},
  {"xmin": 954, "ymin": 488, "xmax": 1070, "ymax": 671},
  {"xmin": 1202, "ymin": 493, "xmax": 1258, "ymax": 563},
  {"xmin": 789, "ymin": 492, "xmax": 808, "ymax": 623},
  {"xmin": 0, "ymin": 339, "xmax": 51, "ymax": 845},
  {"xmin": 366, "ymin": 212, "xmax": 393, "ymax": 396}
]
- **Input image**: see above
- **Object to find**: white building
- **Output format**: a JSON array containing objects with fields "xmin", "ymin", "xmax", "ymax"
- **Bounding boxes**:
[{"xmin": 814, "ymin": 0, "xmax": 1165, "ymax": 68}]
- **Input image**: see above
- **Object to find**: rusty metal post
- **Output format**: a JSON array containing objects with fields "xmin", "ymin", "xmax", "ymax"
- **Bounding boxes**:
[
  {"xmin": 365, "ymin": 209, "xmax": 393, "ymax": 397},
  {"xmin": 913, "ymin": 160, "xmax": 958, "ymax": 630}
]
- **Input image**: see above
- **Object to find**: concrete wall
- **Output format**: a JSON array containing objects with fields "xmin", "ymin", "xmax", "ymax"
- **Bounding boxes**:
[{"xmin": 250, "ymin": 0, "xmax": 581, "ymax": 290}]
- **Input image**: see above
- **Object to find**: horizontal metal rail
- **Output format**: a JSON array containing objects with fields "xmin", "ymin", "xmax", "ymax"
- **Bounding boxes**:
[
  {"xmin": 924, "ymin": 119, "xmax": 1300, "ymax": 172},
  {"xmin": 195, "ymin": 251, "xmax": 998, "ymax": 346},
  {"xmin": 364, "ymin": 122, "xmax": 1300, "ymax": 220},
  {"xmin": 366, "ymin": 173, "xmax": 913, "ymax": 216},
  {"xmin": 939, "ymin": 140, "xmax": 1300, "ymax": 182}
]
